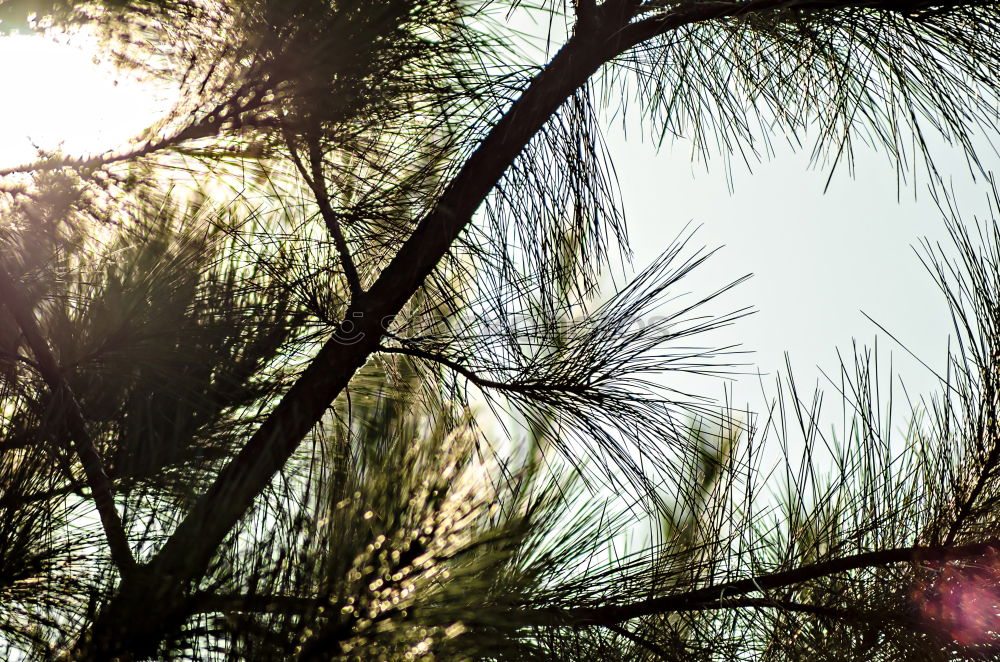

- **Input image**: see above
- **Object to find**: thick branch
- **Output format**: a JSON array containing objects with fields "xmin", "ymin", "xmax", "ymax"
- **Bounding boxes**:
[
  {"xmin": 79, "ymin": 23, "xmax": 628, "ymax": 655},
  {"xmin": 0, "ymin": 264, "xmax": 136, "ymax": 575},
  {"xmin": 77, "ymin": 0, "xmax": 931, "ymax": 654},
  {"xmin": 604, "ymin": 622, "xmax": 674, "ymax": 658},
  {"xmin": 190, "ymin": 559, "xmax": 941, "ymax": 642}
]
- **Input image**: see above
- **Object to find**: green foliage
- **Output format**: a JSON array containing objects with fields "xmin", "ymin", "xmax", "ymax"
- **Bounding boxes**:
[{"xmin": 3, "ymin": 0, "xmax": 1000, "ymax": 660}]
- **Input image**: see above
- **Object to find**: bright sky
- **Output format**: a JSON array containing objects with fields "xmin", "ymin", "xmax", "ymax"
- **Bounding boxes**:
[
  {"xmin": 0, "ymin": 34, "xmax": 165, "ymax": 168},
  {"xmin": 496, "ymin": 6, "xmax": 989, "ymax": 437},
  {"xmin": 612, "ymin": 123, "xmax": 997, "ymax": 437}
]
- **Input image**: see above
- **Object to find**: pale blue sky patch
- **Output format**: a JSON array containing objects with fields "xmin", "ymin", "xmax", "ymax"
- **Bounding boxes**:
[{"xmin": 609, "ymin": 118, "xmax": 997, "ymax": 438}]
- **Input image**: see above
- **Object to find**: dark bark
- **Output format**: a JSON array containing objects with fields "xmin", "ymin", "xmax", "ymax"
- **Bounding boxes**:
[
  {"xmin": 0, "ymin": 263, "xmax": 137, "ymax": 576},
  {"xmin": 78, "ymin": 17, "xmax": 633, "ymax": 660}
]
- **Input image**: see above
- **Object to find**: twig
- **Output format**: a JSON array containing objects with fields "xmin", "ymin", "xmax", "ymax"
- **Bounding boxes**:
[
  {"xmin": 285, "ymin": 135, "xmax": 364, "ymax": 297},
  {"xmin": 375, "ymin": 344, "xmax": 579, "ymax": 395},
  {"xmin": 604, "ymin": 622, "xmax": 674, "ymax": 658}
]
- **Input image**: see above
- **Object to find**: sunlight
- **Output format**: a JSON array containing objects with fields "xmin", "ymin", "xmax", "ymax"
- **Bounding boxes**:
[{"xmin": 0, "ymin": 33, "xmax": 168, "ymax": 169}]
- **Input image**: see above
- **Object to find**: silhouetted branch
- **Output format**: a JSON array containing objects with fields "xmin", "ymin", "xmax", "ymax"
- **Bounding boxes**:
[
  {"xmin": 545, "ymin": 539, "xmax": 1000, "ymax": 626},
  {"xmin": 0, "ymin": 263, "xmax": 136, "ymax": 576},
  {"xmin": 375, "ymin": 344, "xmax": 585, "ymax": 395},
  {"xmin": 285, "ymin": 134, "xmax": 364, "ymax": 297}
]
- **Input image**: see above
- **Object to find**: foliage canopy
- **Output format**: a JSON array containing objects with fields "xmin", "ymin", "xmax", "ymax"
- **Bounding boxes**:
[{"xmin": 2, "ymin": 0, "xmax": 1000, "ymax": 660}]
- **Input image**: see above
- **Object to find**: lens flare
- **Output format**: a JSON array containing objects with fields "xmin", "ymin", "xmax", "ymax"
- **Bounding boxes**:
[{"xmin": 914, "ymin": 546, "xmax": 1000, "ymax": 647}]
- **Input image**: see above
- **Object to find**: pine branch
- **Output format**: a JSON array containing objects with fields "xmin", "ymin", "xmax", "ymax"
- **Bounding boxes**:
[
  {"xmin": 375, "ymin": 344, "xmax": 587, "ymax": 395},
  {"xmin": 576, "ymin": 0, "xmax": 598, "ymax": 19},
  {"xmin": 0, "ymin": 115, "xmax": 225, "ymax": 178},
  {"xmin": 545, "ymin": 539, "xmax": 1000, "ymax": 626},
  {"xmin": 77, "ymin": 20, "xmax": 640, "ymax": 658},
  {"xmin": 0, "ymin": 74, "xmax": 272, "ymax": 178},
  {"xmin": 682, "ymin": 597, "xmax": 858, "ymax": 620},
  {"xmin": 69, "ymin": 0, "xmax": 1000, "ymax": 656},
  {"xmin": 0, "ymin": 483, "xmax": 84, "ymax": 511},
  {"xmin": 0, "ymin": 263, "xmax": 137, "ymax": 576},
  {"xmin": 285, "ymin": 134, "xmax": 364, "ymax": 298}
]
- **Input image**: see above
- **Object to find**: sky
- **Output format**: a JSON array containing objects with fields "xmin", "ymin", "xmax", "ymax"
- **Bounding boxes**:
[
  {"xmin": 1, "ymin": 22, "xmax": 996, "ymax": 447},
  {"xmin": 609, "ymin": 124, "xmax": 994, "ymax": 433}
]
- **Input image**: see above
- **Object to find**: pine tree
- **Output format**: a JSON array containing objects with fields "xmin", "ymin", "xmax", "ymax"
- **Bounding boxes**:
[{"xmin": 2, "ymin": 0, "xmax": 1000, "ymax": 659}]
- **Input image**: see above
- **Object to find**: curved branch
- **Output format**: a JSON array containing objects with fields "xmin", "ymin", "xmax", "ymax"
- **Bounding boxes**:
[
  {"xmin": 0, "ymin": 77, "xmax": 270, "ymax": 178},
  {"xmin": 375, "ymin": 344, "xmax": 580, "ymax": 395},
  {"xmin": 0, "ymin": 264, "xmax": 136, "ymax": 575},
  {"xmin": 78, "ymin": 22, "xmax": 630, "ymax": 653}
]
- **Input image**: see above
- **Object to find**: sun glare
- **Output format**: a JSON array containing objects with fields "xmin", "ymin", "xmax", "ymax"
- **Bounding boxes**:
[{"xmin": 0, "ymin": 33, "xmax": 168, "ymax": 169}]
